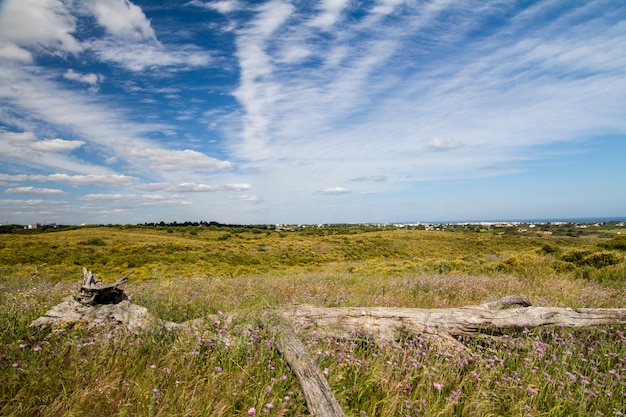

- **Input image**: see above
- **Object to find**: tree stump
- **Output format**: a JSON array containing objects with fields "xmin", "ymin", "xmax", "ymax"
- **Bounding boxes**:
[
  {"xmin": 30, "ymin": 268, "xmax": 168, "ymax": 330},
  {"xmin": 74, "ymin": 267, "xmax": 132, "ymax": 305}
]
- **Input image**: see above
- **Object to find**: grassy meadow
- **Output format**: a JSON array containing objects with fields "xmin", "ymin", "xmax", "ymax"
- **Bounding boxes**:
[{"xmin": 1, "ymin": 223, "xmax": 625, "ymax": 416}]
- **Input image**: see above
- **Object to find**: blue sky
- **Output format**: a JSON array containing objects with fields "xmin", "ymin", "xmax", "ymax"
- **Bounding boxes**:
[{"xmin": 0, "ymin": 0, "xmax": 625, "ymax": 225}]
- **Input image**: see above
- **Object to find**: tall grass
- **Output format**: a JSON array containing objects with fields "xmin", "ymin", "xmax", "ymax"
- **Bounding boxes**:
[{"xmin": 1, "ymin": 226, "xmax": 624, "ymax": 416}]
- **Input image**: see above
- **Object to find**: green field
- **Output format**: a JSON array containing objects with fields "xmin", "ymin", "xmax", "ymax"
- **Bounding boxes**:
[{"xmin": 1, "ymin": 224, "xmax": 625, "ymax": 416}]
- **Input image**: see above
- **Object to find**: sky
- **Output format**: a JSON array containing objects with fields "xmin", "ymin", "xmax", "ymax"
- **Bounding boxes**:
[{"xmin": 0, "ymin": 0, "xmax": 625, "ymax": 225}]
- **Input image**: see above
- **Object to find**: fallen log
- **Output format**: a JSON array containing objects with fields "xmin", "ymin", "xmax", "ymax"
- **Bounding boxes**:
[{"xmin": 279, "ymin": 299, "xmax": 626, "ymax": 340}]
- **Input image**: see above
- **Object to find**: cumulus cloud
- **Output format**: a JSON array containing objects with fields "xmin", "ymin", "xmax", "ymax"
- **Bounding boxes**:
[
  {"xmin": 127, "ymin": 148, "xmax": 231, "ymax": 171},
  {"xmin": 64, "ymin": 69, "xmax": 103, "ymax": 88},
  {"xmin": 0, "ymin": 130, "xmax": 84, "ymax": 152},
  {"xmin": 0, "ymin": 0, "xmax": 82, "ymax": 57},
  {"xmin": 173, "ymin": 182, "xmax": 250, "ymax": 192},
  {"xmin": 91, "ymin": 0, "xmax": 156, "ymax": 41},
  {"xmin": 319, "ymin": 187, "xmax": 351, "ymax": 195},
  {"xmin": 425, "ymin": 138, "xmax": 465, "ymax": 152},
  {"xmin": 5, "ymin": 186, "xmax": 66, "ymax": 195},
  {"xmin": 29, "ymin": 139, "xmax": 86, "ymax": 152},
  {"xmin": 0, "ymin": 40, "xmax": 33, "ymax": 63},
  {"xmin": 0, "ymin": 173, "xmax": 137, "ymax": 186}
]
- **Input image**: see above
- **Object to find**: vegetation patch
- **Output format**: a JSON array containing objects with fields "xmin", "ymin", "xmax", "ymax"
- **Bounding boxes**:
[{"xmin": 1, "ymin": 223, "xmax": 624, "ymax": 416}]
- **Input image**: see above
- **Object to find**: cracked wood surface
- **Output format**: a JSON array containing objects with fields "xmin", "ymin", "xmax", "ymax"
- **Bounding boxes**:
[{"xmin": 280, "ymin": 303, "xmax": 626, "ymax": 340}]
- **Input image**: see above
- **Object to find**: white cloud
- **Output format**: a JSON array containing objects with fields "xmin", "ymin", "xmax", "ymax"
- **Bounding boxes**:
[
  {"xmin": 0, "ymin": 130, "xmax": 84, "ymax": 152},
  {"xmin": 371, "ymin": 0, "xmax": 405, "ymax": 16},
  {"xmin": 231, "ymin": 1, "xmax": 295, "ymax": 159},
  {"xmin": 5, "ymin": 186, "xmax": 66, "ymax": 195},
  {"xmin": 64, "ymin": 69, "xmax": 102, "ymax": 87},
  {"xmin": 0, "ymin": 173, "xmax": 137, "ymax": 186},
  {"xmin": 91, "ymin": 0, "xmax": 156, "ymax": 41},
  {"xmin": 29, "ymin": 139, "xmax": 85, "ymax": 152},
  {"xmin": 0, "ymin": 131, "xmax": 37, "ymax": 143},
  {"xmin": 0, "ymin": 40, "xmax": 33, "ymax": 63},
  {"xmin": 172, "ymin": 182, "xmax": 251, "ymax": 192},
  {"xmin": 234, "ymin": 194, "xmax": 259, "ymax": 202},
  {"xmin": 77, "ymin": 193, "xmax": 189, "ymax": 206},
  {"xmin": 319, "ymin": 187, "xmax": 351, "ymax": 195},
  {"xmin": 203, "ymin": 1, "xmax": 239, "ymax": 14},
  {"xmin": 425, "ymin": 138, "xmax": 465, "ymax": 153},
  {"xmin": 0, "ymin": 0, "xmax": 82, "ymax": 56},
  {"xmin": 350, "ymin": 176, "xmax": 388, "ymax": 182},
  {"xmin": 310, "ymin": 0, "xmax": 349, "ymax": 29},
  {"xmin": 85, "ymin": 0, "xmax": 211, "ymax": 72},
  {"xmin": 136, "ymin": 182, "xmax": 250, "ymax": 192},
  {"xmin": 127, "ymin": 148, "xmax": 231, "ymax": 171},
  {"xmin": 90, "ymin": 39, "xmax": 211, "ymax": 71}
]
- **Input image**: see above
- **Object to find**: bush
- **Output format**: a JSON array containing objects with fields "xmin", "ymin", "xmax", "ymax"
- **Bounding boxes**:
[
  {"xmin": 79, "ymin": 238, "xmax": 106, "ymax": 246},
  {"xmin": 601, "ymin": 235, "xmax": 626, "ymax": 251},
  {"xmin": 582, "ymin": 252, "xmax": 622, "ymax": 269}
]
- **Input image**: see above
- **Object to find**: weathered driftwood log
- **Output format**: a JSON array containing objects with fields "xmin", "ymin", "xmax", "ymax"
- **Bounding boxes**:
[
  {"xmin": 74, "ymin": 267, "xmax": 133, "ymax": 305},
  {"xmin": 279, "ymin": 298, "xmax": 626, "ymax": 340}
]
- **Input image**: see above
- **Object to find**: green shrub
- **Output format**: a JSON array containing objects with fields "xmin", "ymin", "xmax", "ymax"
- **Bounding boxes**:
[
  {"xmin": 79, "ymin": 237, "xmax": 106, "ymax": 246},
  {"xmin": 582, "ymin": 252, "xmax": 622, "ymax": 269},
  {"xmin": 601, "ymin": 235, "xmax": 626, "ymax": 250}
]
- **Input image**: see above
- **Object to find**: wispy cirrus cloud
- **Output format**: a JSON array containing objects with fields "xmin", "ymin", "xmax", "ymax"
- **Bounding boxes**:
[{"xmin": 219, "ymin": 0, "xmax": 626, "ymax": 182}]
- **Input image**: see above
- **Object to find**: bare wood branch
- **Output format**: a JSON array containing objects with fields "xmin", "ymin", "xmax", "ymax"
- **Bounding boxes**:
[{"xmin": 274, "ymin": 319, "xmax": 346, "ymax": 417}]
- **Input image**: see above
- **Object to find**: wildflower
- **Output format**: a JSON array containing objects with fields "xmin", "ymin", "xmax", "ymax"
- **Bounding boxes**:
[
  {"xmin": 149, "ymin": 364, "xmax": 156, "ymax": 369},
  {"xmin": 215, "ymin": 366, "xmax": 222, "ymax": 372},
  {"xmin": 162, "ymin": 367, "xmax": 171, "ymax": 374},
  {"xmin": 265, "ymin": 403, "xmax": 274, "ymax": 409},
  {"xmin": 247, "ymin": 407, "xmax": 256, "ymax": 415},
  {"xmin": 33, "ymin": 345, "xmax": 42, "ymax": 352},
  {"xmin": 527, "ymin": 387, "xmax": 538, "ymax": 395},
  {"xmin": 265, "ymin": 385, "xmax": 272, "ymax": 393},
  {"xmin": 323, "ymin": 368, "xmax": 329, "ymax": 376},
  {"xmin": 151, "ymin": 388, "xmax": 161, "ymax": 401},
  {"xmin": 433, "ymin": 382, "xmax": 443, "ymax": 390}
]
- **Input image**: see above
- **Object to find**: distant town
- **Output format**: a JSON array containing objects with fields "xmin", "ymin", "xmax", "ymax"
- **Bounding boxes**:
[{"xmin": 2, "ymin": 219, "xmax": 624, "ymax": 237}]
